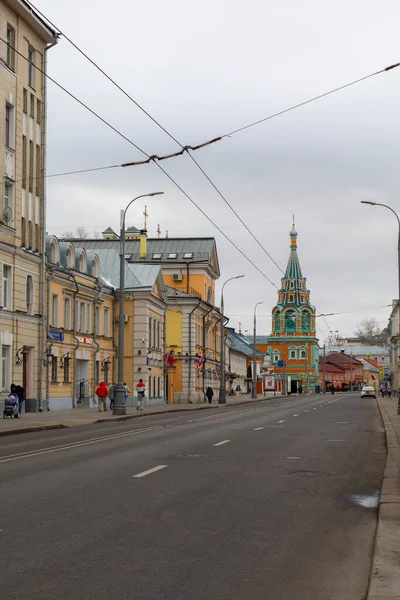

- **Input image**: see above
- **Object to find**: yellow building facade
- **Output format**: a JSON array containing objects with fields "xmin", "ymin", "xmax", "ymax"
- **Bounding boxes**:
[{"xmin": 0, "ymin": 0, "xmax": 57, "ymax": 406}]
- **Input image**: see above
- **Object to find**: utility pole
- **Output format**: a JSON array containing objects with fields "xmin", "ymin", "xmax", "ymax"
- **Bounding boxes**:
[
  {"xmin": 252, "ymin": 302, "xmax": 263, "ymax": 399},
  {"xmin": 283, "ymin": 361, "xmax": 286, "ymax": 395},
  {"xmin": 304, "ymin": 343, "xmax": 308, "ymax": 394},
  {"xmin": 323, "ymin": 343, "xmax": 326, "ymax": 393},
  {"xmin": 350, "ymin": 347, "xmax": 353, "ymax": 393}
]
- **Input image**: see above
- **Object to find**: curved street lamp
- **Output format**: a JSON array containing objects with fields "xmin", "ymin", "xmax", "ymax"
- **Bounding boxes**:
[
  {"xmin": 219, "ymin": 275, "xmax": 245, "ymax": 404},
  {"xmin": 360, "ymin": 201, "xmax": 400, "ymax": 302},
  {"xmin": 114, "ymin": 192, "xmax": 164, "ymax": 415},
  {"xmin": 251, "ymin": 302, "xmax": 263, "ymax": 399}
]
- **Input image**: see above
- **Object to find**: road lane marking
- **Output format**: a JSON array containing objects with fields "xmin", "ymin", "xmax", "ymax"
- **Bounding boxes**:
[
  {"xmin": 335, "ymin": 421, "xmax": 349, "ymax": 424},
  {"xmin": 187, "ymin": 412, "xmax": 236, "ymax": 423},
  {"xmin": 304, "ymin": 410, "xmax": 309, "ymax": 412},
  {"xmin": 253, "ymin": 427, "xmax": 264, "ymax": 431},
  {"xmin": 293, "ymin": 414, "xmax": 299, "ymax": 417},
  {"xmin": 277, "ymin": 420, "xmax": 285, "ymax": 423},
  {"xmin": 133, "ymin": 465, "xmax": 168, "ymax": 478},
  {"xmin": 213, "ymin": 440, "xmax": 231, "ymax": 447},
  {"xmin": 313, "ymin": 408, "xmax": 317, "ymax": 410},
  {"xmin": 327, "ymin": 439, "xmax": 345, "ymax": 442},
  {"xmin": 286, "ymin": 456, "xmax": 301, "ymax": 460},
  {"xmin": 0, "ymin": 426, "xmax": 164, "ymax": 464}
]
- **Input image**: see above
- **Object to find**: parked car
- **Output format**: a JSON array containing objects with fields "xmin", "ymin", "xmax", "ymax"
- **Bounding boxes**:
[{"xmin": 361, "ymin": 386, "xmax": 376, "ymax": 399}]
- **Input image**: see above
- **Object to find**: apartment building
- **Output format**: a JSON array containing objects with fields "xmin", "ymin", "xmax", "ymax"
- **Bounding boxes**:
[{"xmin": 0, "ymin": 0, "xmax": 57, "ymax": 404}]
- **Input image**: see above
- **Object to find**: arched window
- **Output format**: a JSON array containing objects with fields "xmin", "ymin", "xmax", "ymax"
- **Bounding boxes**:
[
  {"xmin": 79, "ymin": 251, "xmax": 87, "ymax": 273},
  {"xmin": 66, "ymin": 245, "xmax": 74, "ymax": 269},
  {"xmin": 274, "ymin": 311, "xmax": 280, "ymax": 331},
  {"xmin": 49, "ymin": 240, "xmax": 59, "ymax": 264},
  {"xmin": 92, "ymin": 256, "xmax": 100, "ymax": 278},
  {"xmin": 26, "ymin": 275, "xmax": 33, "ymax": 314},
  {"xmin": 300, "ymin": 350, "xmax": 306, "ymax": 359},
  {"xmin": 207, "ymin": 286, "xmax": 213, "ymax": 304},
  {"xmin": 289, "ymin": 349, "xmax": 296, "ymax": 360}
]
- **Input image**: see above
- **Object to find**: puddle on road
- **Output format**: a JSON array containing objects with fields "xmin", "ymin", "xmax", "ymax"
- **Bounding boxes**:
[{"xmin": 345, "ymin": 489, "xmax": 380, "ymax": 509}]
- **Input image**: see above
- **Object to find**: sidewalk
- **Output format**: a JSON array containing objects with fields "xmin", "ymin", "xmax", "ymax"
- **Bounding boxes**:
[
  {"xmin": 0, "ymin": 393, "xmax": 285, "ymax": 437},
  {"xmin": 368, "ymin": 397, "xmax": 400, "ymax": 599}
]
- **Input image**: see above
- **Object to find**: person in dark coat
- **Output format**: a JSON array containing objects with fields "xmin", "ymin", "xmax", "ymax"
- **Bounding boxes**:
[
  {"xmin": 331, "ymin": 383, "xmax": 335, "ymax": 395},
  {"xmin": 11, "ymin": 383, "xmax": 25, "ymax": 415},
  {"xmin": 205, "ymin": 387, "xmax": 214, "ymax": 404}
]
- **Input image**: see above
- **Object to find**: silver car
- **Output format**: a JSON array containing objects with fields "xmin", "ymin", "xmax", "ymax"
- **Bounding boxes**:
[{"xmin": 361, "ymin": 386, "xmax": 376, "ymax": 399}]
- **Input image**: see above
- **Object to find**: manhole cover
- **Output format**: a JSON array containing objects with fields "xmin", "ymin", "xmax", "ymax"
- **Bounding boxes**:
[{"xmin": 290, "ymin": 470, "xmax": 329, "ymax": 477}]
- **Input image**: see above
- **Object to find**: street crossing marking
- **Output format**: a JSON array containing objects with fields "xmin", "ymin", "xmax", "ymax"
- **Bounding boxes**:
[
  {"xmin": 133, "ymin": 465, "xmax": 168, "ymax": 478},
  {"xmin": 213, "ymin": 440, "xmax": 231, "ymax": 447},
  {"xmin": 293, "ymin": 414, "xmax": 299, "ymax": 417},
  {"xmin": 304, "ymin": 410, "xmax": 309, "ymax": 412},
  {"xmin": 253, "ymin": 427, "xmax": 264, "ymax": 431},
  {"xmin": 277, "ymin": 420, "xmax": 285, "ymax": 423}
]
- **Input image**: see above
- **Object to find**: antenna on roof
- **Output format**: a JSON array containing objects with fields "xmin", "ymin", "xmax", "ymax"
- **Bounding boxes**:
[
  {"xmin": 143, "ymin": 205, "xmax": 148, "ymax": 232},
  {"xmin": 165, "ymin": 230, "xmax": 169, "ymax": 239},
  {"xmin": 238, "ymin": 321, "xmax": 243, "ymax": 335},
  {"xmin": 157, "ymin": 224, "xmax": 161, "ymax": 238}
]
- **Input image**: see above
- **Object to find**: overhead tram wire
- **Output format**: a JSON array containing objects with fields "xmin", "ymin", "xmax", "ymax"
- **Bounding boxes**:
[
  {"xmin": 0, "ymin": 38, "xmax": 277, "ymax": 288},
  {"xmin": 23, "ymin": 3, "xmax": 400, "ymax": 277}
]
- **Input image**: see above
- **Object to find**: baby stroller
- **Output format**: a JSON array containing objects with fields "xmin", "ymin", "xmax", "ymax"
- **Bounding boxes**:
[{"xmin": 3, "ymin": 394, "xmax": 19, "ymax": 419}]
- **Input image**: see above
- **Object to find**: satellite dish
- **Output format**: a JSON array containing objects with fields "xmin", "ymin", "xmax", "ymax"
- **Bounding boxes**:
[{"xmin": 3, "ymin": 206, "xmax": 12, "ymax": 224}]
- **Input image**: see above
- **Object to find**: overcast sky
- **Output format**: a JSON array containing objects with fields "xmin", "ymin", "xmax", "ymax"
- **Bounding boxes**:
[{"xmin": 37, "ymin": 0, "xmax": 400, "ymax": 341}]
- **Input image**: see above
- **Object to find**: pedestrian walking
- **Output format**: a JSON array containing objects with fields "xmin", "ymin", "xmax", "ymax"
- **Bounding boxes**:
[
  {"xmin": 108, "ymin": 382, "xmax": 116, "ymax": 409},
  {"xmin": 11, "ymin": 383, "xmax": 25, "ymax": 415},
  {"xmin": 205, "ymin": 386, "xmax": 214, "ymax": 404},
  {"xmin": 387, "ymin": 382, "xmax": 392, "ymax": 398},
  {"xmin": 136, "ymin": 379, "xmax": 145, "ymax": 410},
  {"xmin": 331, "ymin": 383, "xmax": 335, "ymax": 395},
  {"xmin": 95, "ymin": 381, "xmax": 109, "ymax": 412},
  {"xmin": 379, "ymin": 383, "xmax": 385, "ymax": 398},
  {"xmin": 124, "ymin": 382, "xmax": 131, "ymax": 403}
]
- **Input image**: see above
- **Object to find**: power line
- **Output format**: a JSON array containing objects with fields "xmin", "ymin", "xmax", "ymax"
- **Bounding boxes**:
[
  {"xmin": 0, "ymin": 40, "xmax": 278, "ymax": 288},
  {"xmin": 223, "ymin": 62, "xmax": 400, "ymax": 137}
]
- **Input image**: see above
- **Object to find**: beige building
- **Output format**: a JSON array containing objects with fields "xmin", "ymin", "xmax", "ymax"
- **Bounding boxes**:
[{"xmin": 0, "ymin": 1, "xmax": 57, "ymax": 405}]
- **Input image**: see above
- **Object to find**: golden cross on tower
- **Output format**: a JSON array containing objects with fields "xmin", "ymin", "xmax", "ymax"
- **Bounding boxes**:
[
  {"xmin": 143, "ymin": 205, "xmax": 148, "ymax": 232},
  {"xmin": 292, "ymin": 214, "xmax": 295, "ymax": 228}
]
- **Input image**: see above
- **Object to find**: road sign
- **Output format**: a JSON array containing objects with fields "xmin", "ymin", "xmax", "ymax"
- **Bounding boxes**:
[{"xmin": 277, "ymin": 360, "xmax": 286, "ymax": 367}]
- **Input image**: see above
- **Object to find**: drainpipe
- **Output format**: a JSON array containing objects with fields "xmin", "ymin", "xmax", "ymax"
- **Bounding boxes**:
[
  {"xmin": 93, "ymin": 281, "xmax": 103, "ymax": 390},
  {"xmin": 44, "ymin": 266, "xmax": 56, "ymax": 411},
  {"xmin": 188, "ymin": 298, "xmax": 202, "ymax": 402},
  {"xmin": 39, "ymin": 36, "xmax": 59, "ymax": 411},
  {"xmin": 202, "ymin": 305, "xmax": 213, "ymax": 398},
  {"xmin": 112, "ymin": 293, "xmax": 117, "ymax": 383},
  {"xmin": 162, "ymin": 304, "xmax": 167, "ymax": 403},
  {"xmin": 69, "ymin": 270, "xmax": 80, "ymax": 409},
  {"xmin": 186, "ymin": 263, "xmax": 190, "ymax": 294}
]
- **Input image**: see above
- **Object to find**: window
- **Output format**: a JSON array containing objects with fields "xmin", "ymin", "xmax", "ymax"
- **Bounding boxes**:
[
  {"xmin": 22, "ymin": 136, "xmax": 27, "ymax": 188},
  {"xmin": 152, "ymin": 253, "xmax": 162, "ymax": 259},
  {"xmin": 36, "ymin": 144, "xmax": 41, "ymax": 197},
  {"xmin": 29, "ymin": 140, "xmax": 33, "ymax": 192},
  {"xmin": 51, "ymin": 294, "xmax": 59, "ymax": 327},
  {"xmin": 300, "ymin": 350, "xmax": 306, "ymax": 359},
  {"xmin": 64, "ymin": 297, "xmax": 71, "ymax": 329},
  {"xmin": 28, "ymin": 221, "xmax": 33, "ymax": 249},
  {"xmin": 66, "ymin": 246, "xmax": 74, "ymax": 268},
  {"xmin": 104, "ymin": 307, "xmax": 109, "ymax": 337},
  {"xmin": 167, "ymin": 253, "xmax": 177, "ymax": 259},
  {"xmin": 79, "ymin": 301, "xmax": 85, "ymax": 332},
  {"xmin": 4, "ymin": 181, "xmax": 13, "ymax": 211},
  {"xmin": 95, "ymin": 360, "xmax": 100, "ymax": 385},
  {"xmin": 30, "ymin": 94, "xmax": 35, "ymax": 118},
  {"xmin": 183, "ymin": 252, "xmax": 193, "ymax": 259},
  {"xmin": 51, "ymin": 357, "xmax": 58, "ymax": 383},
  {"xmin": 6, "ymin": 24, "xmax": 15, "ymax": 71},
  {"xmin": 2, "ymin": 265, "xmax": 12, "ymax": 309},
  {"xmin": 21, "ymin": 217, "xmax": 26, "ymax": 246},
  {"xmin": 28, "ymin": 45, "xmax": 36, "ymax": 88},
  {"xmin": 92, "ymin": 257, "xmax": 100, "ymax": 278},
  {"xmin": 23, "ymin": 89, "xmax": 28, "ymax": 113},
  {"xmin": 86, "ymin": 303, "xmax": 90, "ymax": 333},
  {"xmin": 37, "ymin": 99, "xmax": 41, "ymax": 124},
  {"xmin": 1, "ymin": 346, "xmax": 11, "ymax": 391},
  {"xmin": 49, "ymin": 240, "xmax": 58, "ymax": 264},
  {"xmin": 26, "ymin": 275, "xmax": 33, "ymax": 314},
  {"xmin": 79, "ymin": 252, "xmax": 86, "ymax": 273},
  {"xmin": 273, "ymin": 354, "xmax": 280, "ymax": 364},
  {"xmin": 35, "ymin": 224, "xmax": 40, "ymax": 252},
  {"xmin": 63, "ymin": 357, "xmax": 70, "ymax": 383},
  {"xmin": 157, "ymin": 321, "xmax": 160, "ymax": 351},
  {"xmin": 153, "ymin": 318, "xmax": 156, "ymax": 349},
  {"xmin": 157, "ymin": 377, "xmax": 161, "ymax": 397},
  {"xmin": 149, "ymin": 317, "xmax": 152, "ymax": 348},
  {"xmin": 5, "ymin": 104, "xmax": 15, "ymax": 148}
]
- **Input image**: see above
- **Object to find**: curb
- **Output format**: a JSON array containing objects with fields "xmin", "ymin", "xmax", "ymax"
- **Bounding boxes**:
[
  {"xmin": 367, "ymin": 399, "xmax": 400, "ymax": 598},
  {"xmin": 0, "ymin": 424, "xmax": 68, "ymax": 438}
]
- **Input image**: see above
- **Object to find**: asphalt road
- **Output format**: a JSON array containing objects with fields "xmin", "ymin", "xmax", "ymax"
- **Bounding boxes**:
[{"xmin": 0, "ymin": 393, "xmax": 386, "ymax": 600}]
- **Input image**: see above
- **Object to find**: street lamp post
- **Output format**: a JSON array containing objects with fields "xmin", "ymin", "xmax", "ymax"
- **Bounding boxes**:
[
  {"xmin": 113, "ymin": 192, "xmax": 164, "ymax": 416},
  {"xmin": 251, "ymin": 302, "xmax": 263, "ymax": 399},
  {"xmin": 361, "ymin": 201, "xmax": 400, "ymax": 303},
  {"xmin": 218, "ymin": 275, "xmax": 245, "ymax": 404}
]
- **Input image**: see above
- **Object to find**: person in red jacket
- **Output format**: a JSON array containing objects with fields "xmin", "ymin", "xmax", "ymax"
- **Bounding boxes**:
[{"xmin": 96, "ymin": 381, "xmax": 109, "ymax": 412}]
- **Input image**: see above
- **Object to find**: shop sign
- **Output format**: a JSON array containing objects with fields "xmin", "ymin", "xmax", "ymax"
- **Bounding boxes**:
[{"xmin": 77, "ymin": 337, "xmax": 93, "ymax": 344}]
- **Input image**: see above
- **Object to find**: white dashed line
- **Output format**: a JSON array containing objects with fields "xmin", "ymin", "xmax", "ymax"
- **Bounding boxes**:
[
  {"xmin": 335, "ymin": 421, "xmax": 349, "ymax": 424},
  {"xmin": 133, "ymin": 465, "xmax": 168, "ymax": 478},
  {"xmin": 286, "ymin": 456, "xmax": 301, "ymax": 460},
  {"xmin": 313, "ymin": 408, "xmax": 317, "ymax": 410},
  {"xmin": 304, "ymin": 409, "xmax": 309, "ymax": 412},
  {"xmin": 327, "ymin": 439, "xmax": 345, "ymax": 442},
  {"xmin": 253, "ymin": 427, "xmax": 264, "ymax": 431},
  {"xmin": 213, "ymin": 440, "xmax": 231, "ymax": 447},
  {"xmin": 277, "ymin": 420, "xmax": 285, "ymax": 424},
  {"xmin": 293, "ymin": 414, "xmax": 299, "ymax": 417}
]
